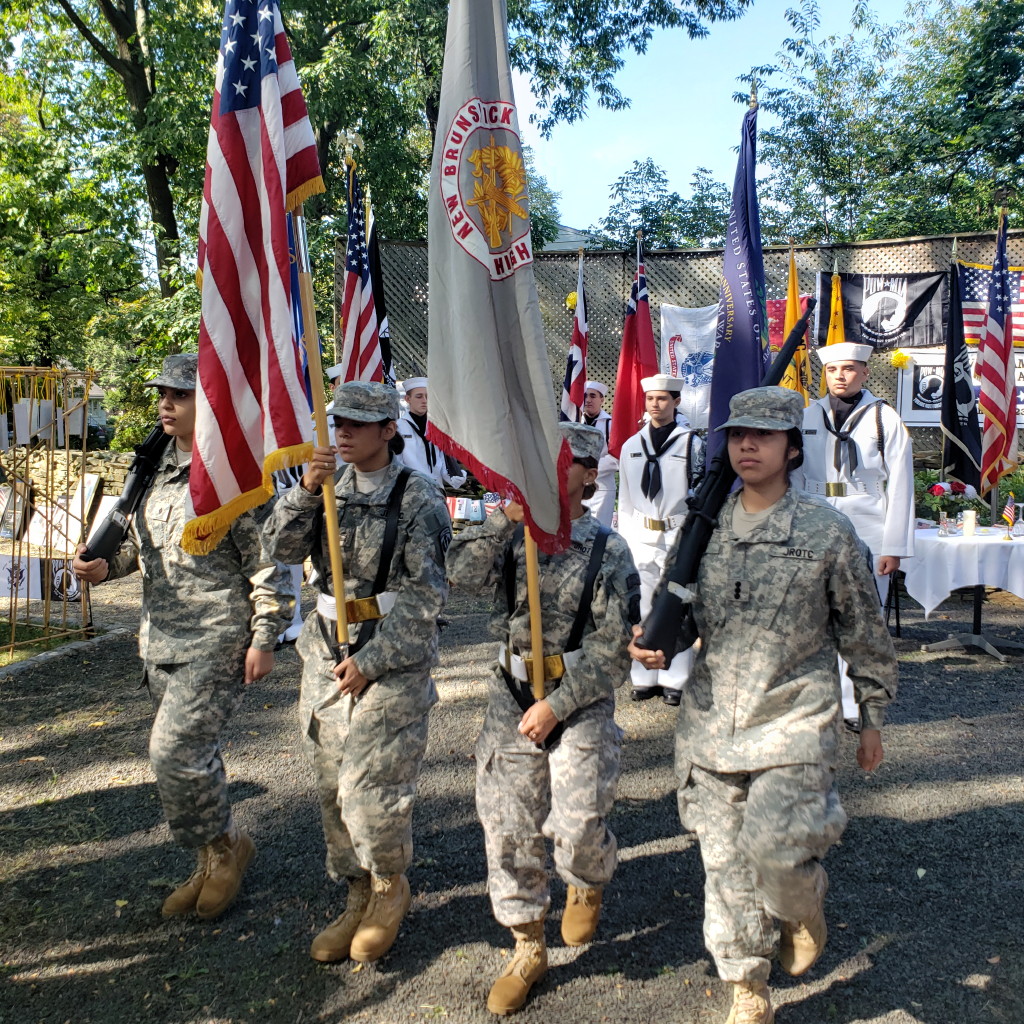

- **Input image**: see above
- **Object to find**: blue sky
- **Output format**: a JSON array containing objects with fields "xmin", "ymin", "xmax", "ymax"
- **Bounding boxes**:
[{"xmin": 514, "ymin": 0, "xmax": 919, "ymax": 231}]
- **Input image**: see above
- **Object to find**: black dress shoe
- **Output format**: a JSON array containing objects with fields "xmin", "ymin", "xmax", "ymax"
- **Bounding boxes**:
[
  {"xmin": 662, "ymin": 690, "xmax": 682, "ymax": 707},
  {"xmin": 631, "ymin": 687, "xmax": 661, "ymax": 701}
]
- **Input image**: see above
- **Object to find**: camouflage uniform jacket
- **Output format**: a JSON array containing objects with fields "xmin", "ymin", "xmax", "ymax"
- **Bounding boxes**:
[
  {"xmin": 261, "ymin": 461, "xmax": 450, "ymax": 682},
  {"xmin": 446, "ymin": 509, "xmax": 640, "ymax": 721},
  {"xmin": 677, "ymin": 486, "xmax": 897, "ymax": 773},
  {"xmin": 106, "ymin": 447, "xmax": 292, "ymax": 664}
]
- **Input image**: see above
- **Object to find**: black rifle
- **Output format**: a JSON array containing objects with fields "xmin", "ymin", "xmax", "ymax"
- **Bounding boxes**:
[
  {"xmin": 640, "ymin": 298, "xmax": 817, "ymax": 659},
  {"xmin": 80, "ymin": 424, "xmax": 172, "ymax": 562}
]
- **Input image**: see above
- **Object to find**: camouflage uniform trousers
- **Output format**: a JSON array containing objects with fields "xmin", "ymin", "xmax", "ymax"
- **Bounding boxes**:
[
  {"xmin": 677, "ymin": 760, "xmax": 847, "ymax": 983},
  {"xmin": 146, "ymin": 652, "xmax": 247, "ymax": 849},
  {"xmin": 296, "ymin": 613, "xmax": 434, "ymax": 883},
  {"xmin": 476, "ymin": 682, "xmax": 623, "ymax": 927}
]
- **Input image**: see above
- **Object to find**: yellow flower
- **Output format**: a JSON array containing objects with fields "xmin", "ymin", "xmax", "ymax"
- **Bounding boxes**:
[
  {"xmin": 565, "ymin": 291, "xmax": 578, "ymax": 312},
  {"xmin": 890, "ymin": 350, "xmax": 911, "ymax": 369}
]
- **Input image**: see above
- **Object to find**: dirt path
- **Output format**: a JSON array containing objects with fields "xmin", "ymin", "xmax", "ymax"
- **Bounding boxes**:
[{"xmin": 1, "ymin": 585, "xmax": 1022, "ymax": 1024}]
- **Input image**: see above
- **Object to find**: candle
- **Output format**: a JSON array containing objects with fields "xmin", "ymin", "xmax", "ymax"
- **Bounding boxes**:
[{"xmin": 962, "ymin": 509, "xmax": 977, "ymax": 537}]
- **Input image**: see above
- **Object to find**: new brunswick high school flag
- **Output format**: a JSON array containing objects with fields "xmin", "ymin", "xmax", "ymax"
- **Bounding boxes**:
[
  {"xmin": 427, "ymin": 0, "xmax": 571, "ymax": 553},
  {"xmin": 184, "ymin": 0, "xmax": 322, "ymax": 553}
]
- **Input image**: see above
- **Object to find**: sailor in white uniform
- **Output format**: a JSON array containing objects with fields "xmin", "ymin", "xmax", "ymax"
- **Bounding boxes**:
[
  {"xmin": 395, "ymin": 377, "xmax": 467, "ymax": 490},
  {"xmin": 791, "ymin": 341, "xmax": 915, "ymax": 726},
  {"xmin": 580, "ymin": 380, "xmax": 617, "ymax": 528},
  {"xmin": 617, "ymin": 374, "xmax": 702, "ymax": 705}
]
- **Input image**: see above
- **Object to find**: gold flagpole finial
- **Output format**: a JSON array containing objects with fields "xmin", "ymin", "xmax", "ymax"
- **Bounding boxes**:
[
  {"xmin": 832, "ymin": 257, "xmax": 839, "ymax": 275},
  {"xmin": 749, "ymin": 81, "xmax": 758, "ymax": 108},
  {"xmin": 951, "ymin": 236, "xmax": 958, "ymax": 260},
  {"xmin": 578, "ymin": 246, "xmax": 584, "ymax": 257},
  {"xmin": 340, "ymin": 130, "xmax": 364, "ymax": 164},
  {"xmin": 636, "ymin": 229, "xmax": 643, "ymax": 242}
]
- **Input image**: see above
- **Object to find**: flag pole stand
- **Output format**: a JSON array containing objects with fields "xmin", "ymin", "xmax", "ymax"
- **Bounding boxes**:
[
  {"xmin": 294, "ymin": 203, "xmax": 350, "ymax": 648},
  {"xmin": 523, "ymin": 525, "xmax": 546, "ymax": 702}
]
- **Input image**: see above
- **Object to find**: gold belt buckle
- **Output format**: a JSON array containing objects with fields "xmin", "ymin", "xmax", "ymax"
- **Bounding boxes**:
[
  {"xmin": 644, "ymin": 516, "xmax": 667, "ymax": 531},
  {"xmin": 825, "ymin": 482, "xmax": 847, "ymax": 498},
  {"xmin": 346, "ymin": 595, "xmax": 383, "ymax": 623},
  {"xmin": 524, "ymin": 653, "xmax": 566, "ymax": 685}
]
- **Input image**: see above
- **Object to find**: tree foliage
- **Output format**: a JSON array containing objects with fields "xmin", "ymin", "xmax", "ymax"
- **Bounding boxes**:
[{"xmin": 591, "ymin": 159, "xmax": 730, "ymax": 249}]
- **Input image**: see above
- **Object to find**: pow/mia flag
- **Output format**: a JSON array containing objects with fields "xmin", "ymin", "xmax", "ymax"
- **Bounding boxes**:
[
  {"xmin": 814, "ymin": 271, "xmax": 948, "ymax": 350},
  {"xmin": 941, "ymin": 263, "xmax": 983, "ymax": 488}
]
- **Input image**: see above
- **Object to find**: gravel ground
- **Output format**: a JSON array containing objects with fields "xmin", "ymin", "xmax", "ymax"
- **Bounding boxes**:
[{"xmin": 1, "ymin": 578, "xmax": 1022, "ymax": 1024}]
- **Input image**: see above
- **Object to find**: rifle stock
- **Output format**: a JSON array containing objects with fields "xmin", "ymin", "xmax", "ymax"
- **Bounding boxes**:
[
  {"xmin": 640, "ymin": 298, "xmax": 817, "ymax": 659},
  {"xmin": 80, "ymin": 423, "xmax": 172, "ymax": 563}
]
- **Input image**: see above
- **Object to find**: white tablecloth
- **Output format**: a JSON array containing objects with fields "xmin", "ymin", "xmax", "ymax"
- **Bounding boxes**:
[{"xmin": 901, "ymin": 528, "xmax": 1024, "ymax": 616}]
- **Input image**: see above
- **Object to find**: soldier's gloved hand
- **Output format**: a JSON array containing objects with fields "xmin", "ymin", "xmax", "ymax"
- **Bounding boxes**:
[
  {"xmin": 856, "ymin": 728, "xmax": 884, "ymax": 772},
  {"xmin": 333, "ymin": 655, "xmax": 370, "ymax": 698},
  {"xmin": 519, "ymin": 699, "xmax": 558, "ymax": 746},
  {"xmin": 72, "ymin": 544, "xmax": 109, "ymax": 585},
  {"xmin": 627, "ymin": 624, "xmax": 665, "ymax": 671},
  {"xmin": 244, "ymin": 648, "xmax": 274, "ymax": 685},
  {"xmin": 302, "ymin": 445, "xmax": 338, "ymax": 493}
]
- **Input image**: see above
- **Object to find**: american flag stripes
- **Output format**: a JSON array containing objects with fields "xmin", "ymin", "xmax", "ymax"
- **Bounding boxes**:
[
  {"xmin": 976, "ymin": 213, "xmax": 1019, "ymax": 495},
  {"xmin": 1003, "ymin": 491, "xmax": 1017, "ymax": 530},
  {"xmin": 184, "ymin": 0, "xmax": 323, "ymax": 554},
  {"xmin": 559, "ymin": 253, "xmax": 588, "ymax": 421},
  {"xmin": 959, "ymin": 262, "xmax": 1024, "ymax": 347},
  {"xmin": 339, "ymin": 161, "xmax": 386, "ymax": 383}
]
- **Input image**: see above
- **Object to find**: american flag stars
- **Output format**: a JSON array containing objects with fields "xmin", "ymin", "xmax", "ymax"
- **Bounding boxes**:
[{"xmin": 219, "ymin": 1, "xmax": 280, "ymax": 115}]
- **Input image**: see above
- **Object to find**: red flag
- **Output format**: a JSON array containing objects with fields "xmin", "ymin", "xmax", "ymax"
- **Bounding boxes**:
[
  {"xmin": 339, "ymin": 160, "xmax": 384, "ymax": 383},
  {"xmin": 184, "ymin": 0, "xmax": 323, "ymax": 553},
  {"xmin": 608, "ymin": 239, "xmax": 659, "ymax": 458},
  {"xmin": 560, "ymin": 252, "xmax": 588, "ymax": 421},
  {"xmin": 977, "ymin": 211, "xmax": 1019, "ymax": 495}
]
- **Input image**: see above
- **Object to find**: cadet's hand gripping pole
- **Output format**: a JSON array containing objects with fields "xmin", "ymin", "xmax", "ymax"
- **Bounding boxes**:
[
  {"xmin": 523, "ymin": 526, "xmax": 546, "ymax": 701},
  {"xmin": 294, "ymin": 204, "xmax": 350, "ymax": 649}
]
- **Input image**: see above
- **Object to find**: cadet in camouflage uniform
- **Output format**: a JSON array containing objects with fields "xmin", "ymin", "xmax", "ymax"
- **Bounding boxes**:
[
  {"xmin": 73, "ymin": 354, "xmax": 292, "ymax": 921},
  {"xmin": 446, "ymin": 422, "xmax": 640, "ymax": 1016},
  {"xmin": 630, "ymin": 387, "xmax": 897, "ymax": 1024},
  {"xmin": 262, "ymin": 381, "xmax": 450, "ymax": 966}
]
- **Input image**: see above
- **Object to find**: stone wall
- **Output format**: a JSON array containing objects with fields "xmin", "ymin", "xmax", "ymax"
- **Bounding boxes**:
[{"xmin": 0, "ymin": 447, "xmax": 134, "ymax": 502}]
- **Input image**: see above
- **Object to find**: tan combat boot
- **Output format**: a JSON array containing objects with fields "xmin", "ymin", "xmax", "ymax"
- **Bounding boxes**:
[
  {"xmin": 349, "ymin": 873, "xmax": 411, "ymax": 962},
  {"xmin": 778, "ymin": 910, "xmax": 827, "ymax": 976},
  {"xmin": 161, "ymin": 846, "xmax": 209, "ymax": 917},
  {"xmin": 561, "ymin": 885, "xmax": 603, "ymax": 946},
  {"xmin": 486, "ymin": 920, "xmax": 547, "ymax": 1015},
  {"xmin": 778, "ymin": 870, "xmax": 828, "ymax": 976},
  {"xmin": 309, "ymin": 875, "xmax": 372, "ymax": 962},
  {"xmin": 195, "ymin": 829, "xmax": 256, "ymax": 920},
  {"xmin": 724, "ymin": 980, "xmax": 774, "ymax": 1024}
]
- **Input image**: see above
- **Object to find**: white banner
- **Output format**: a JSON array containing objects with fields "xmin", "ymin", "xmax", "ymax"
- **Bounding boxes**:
[{"xmin": 660, "ymin": 303, "xmax": 718, "ymax": 429}]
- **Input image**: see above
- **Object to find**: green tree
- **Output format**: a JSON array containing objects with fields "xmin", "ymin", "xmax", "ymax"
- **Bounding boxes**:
[
  {"xmin": 523, "ymin": 146, "xmax": 561, "ymax": 250},
  {"xmin": 591, "ymin": 160, "xmax": 730, "ymax": 249}
]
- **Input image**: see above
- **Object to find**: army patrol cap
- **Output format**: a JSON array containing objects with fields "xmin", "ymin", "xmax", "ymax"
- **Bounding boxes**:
[
  {"xmin": 559, "ymin": 421, "xmax": 604, "ymax": 461},
  {"xmin": 327, "ymin": 380, "xmax": 400, "ymax": 422},
  {"xmin": 147, "ymin": 353, "xmax": 197, "ymax": 390},
  {"xmin": 716, "ymin": 386, "xmax": 804, "ymax": 432}
]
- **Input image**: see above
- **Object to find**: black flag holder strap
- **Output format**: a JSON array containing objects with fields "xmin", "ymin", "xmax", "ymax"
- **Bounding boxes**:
[
  {"xmin": 317, "ymin": 468, "xmax": 413, "ymax": 670},
  {"xmin": 499, "ymin": 523, "xmax": 611, "ymax": 750}
]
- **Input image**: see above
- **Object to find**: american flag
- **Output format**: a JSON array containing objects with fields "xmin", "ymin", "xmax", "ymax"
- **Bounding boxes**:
[
  {"xmin": 559, "ymin": 252, "xmax": 588, "ymax": 421},
  {"xmin": 608, "ymin": 239, "xmax": 659, "ymax": 459},
  {"xmin": 184, "ymin": 0, "xmax": 323, "ymax": 554},
  {"xmin": 339, "ymin": 161, "xmax": 385, "ymax": 383},
  {"xmin": 1003, "ymin": 491, "xmax": 1017, "ymax": 529},
  {"xmin": 959, "ymin": 261, "xmax": 1024, "ymax": 346},
  {"xmin": 975, "ymin": 214, "xmax": 1019, "ymax": 495}
]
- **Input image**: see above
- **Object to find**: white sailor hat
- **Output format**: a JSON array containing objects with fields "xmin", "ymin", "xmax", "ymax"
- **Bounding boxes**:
[
  {"xmin": 814, "ymin": 342, "xmax": 873, "ymax": 365},
  {"xmin": 400, "ymin": 376, "xmax": 428, "ymax": 392},
  {"xmin": 325, "ymin": 363, "xmax": 345, "ymax": 381},
  {"xmin": 583, "ymin": 380, "xmax": 607, "ymax": 397},
  {"xmin": 640, "ymin": 373, "xmax": 684, "ymax": 393}
]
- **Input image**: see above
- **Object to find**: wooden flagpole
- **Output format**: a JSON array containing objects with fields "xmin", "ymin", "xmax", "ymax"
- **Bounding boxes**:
[
  {"xmin": 523, "ymin": 526, "xmax": 546, "ymax": 701},
  {"xmin": 294, "ymin": 203, "xmax": 350, "ymax": 647}
]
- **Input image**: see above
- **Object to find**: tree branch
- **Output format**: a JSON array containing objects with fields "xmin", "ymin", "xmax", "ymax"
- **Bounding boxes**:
[{"xmin": 52, "ymin": 0, "xmax": 127, "ymax": 77}]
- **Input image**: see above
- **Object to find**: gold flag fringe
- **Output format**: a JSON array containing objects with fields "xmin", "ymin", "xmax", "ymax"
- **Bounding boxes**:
[
  {"xmin": 286, "ymin": 176, "xmax": 326, "ymax": 214},
  {"xmin": 180, "ymin": 440, "xmax": 314, "ymax": 554}
]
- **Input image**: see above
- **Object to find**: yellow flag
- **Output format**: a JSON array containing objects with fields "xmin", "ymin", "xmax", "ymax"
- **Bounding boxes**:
[
  {"xmin": 818, "ymin": 270, "xmax": 846, "ymax": 395},
  {"xmin": 780, "ymin": 245, "xmax": 810, "ymax": 404}
]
